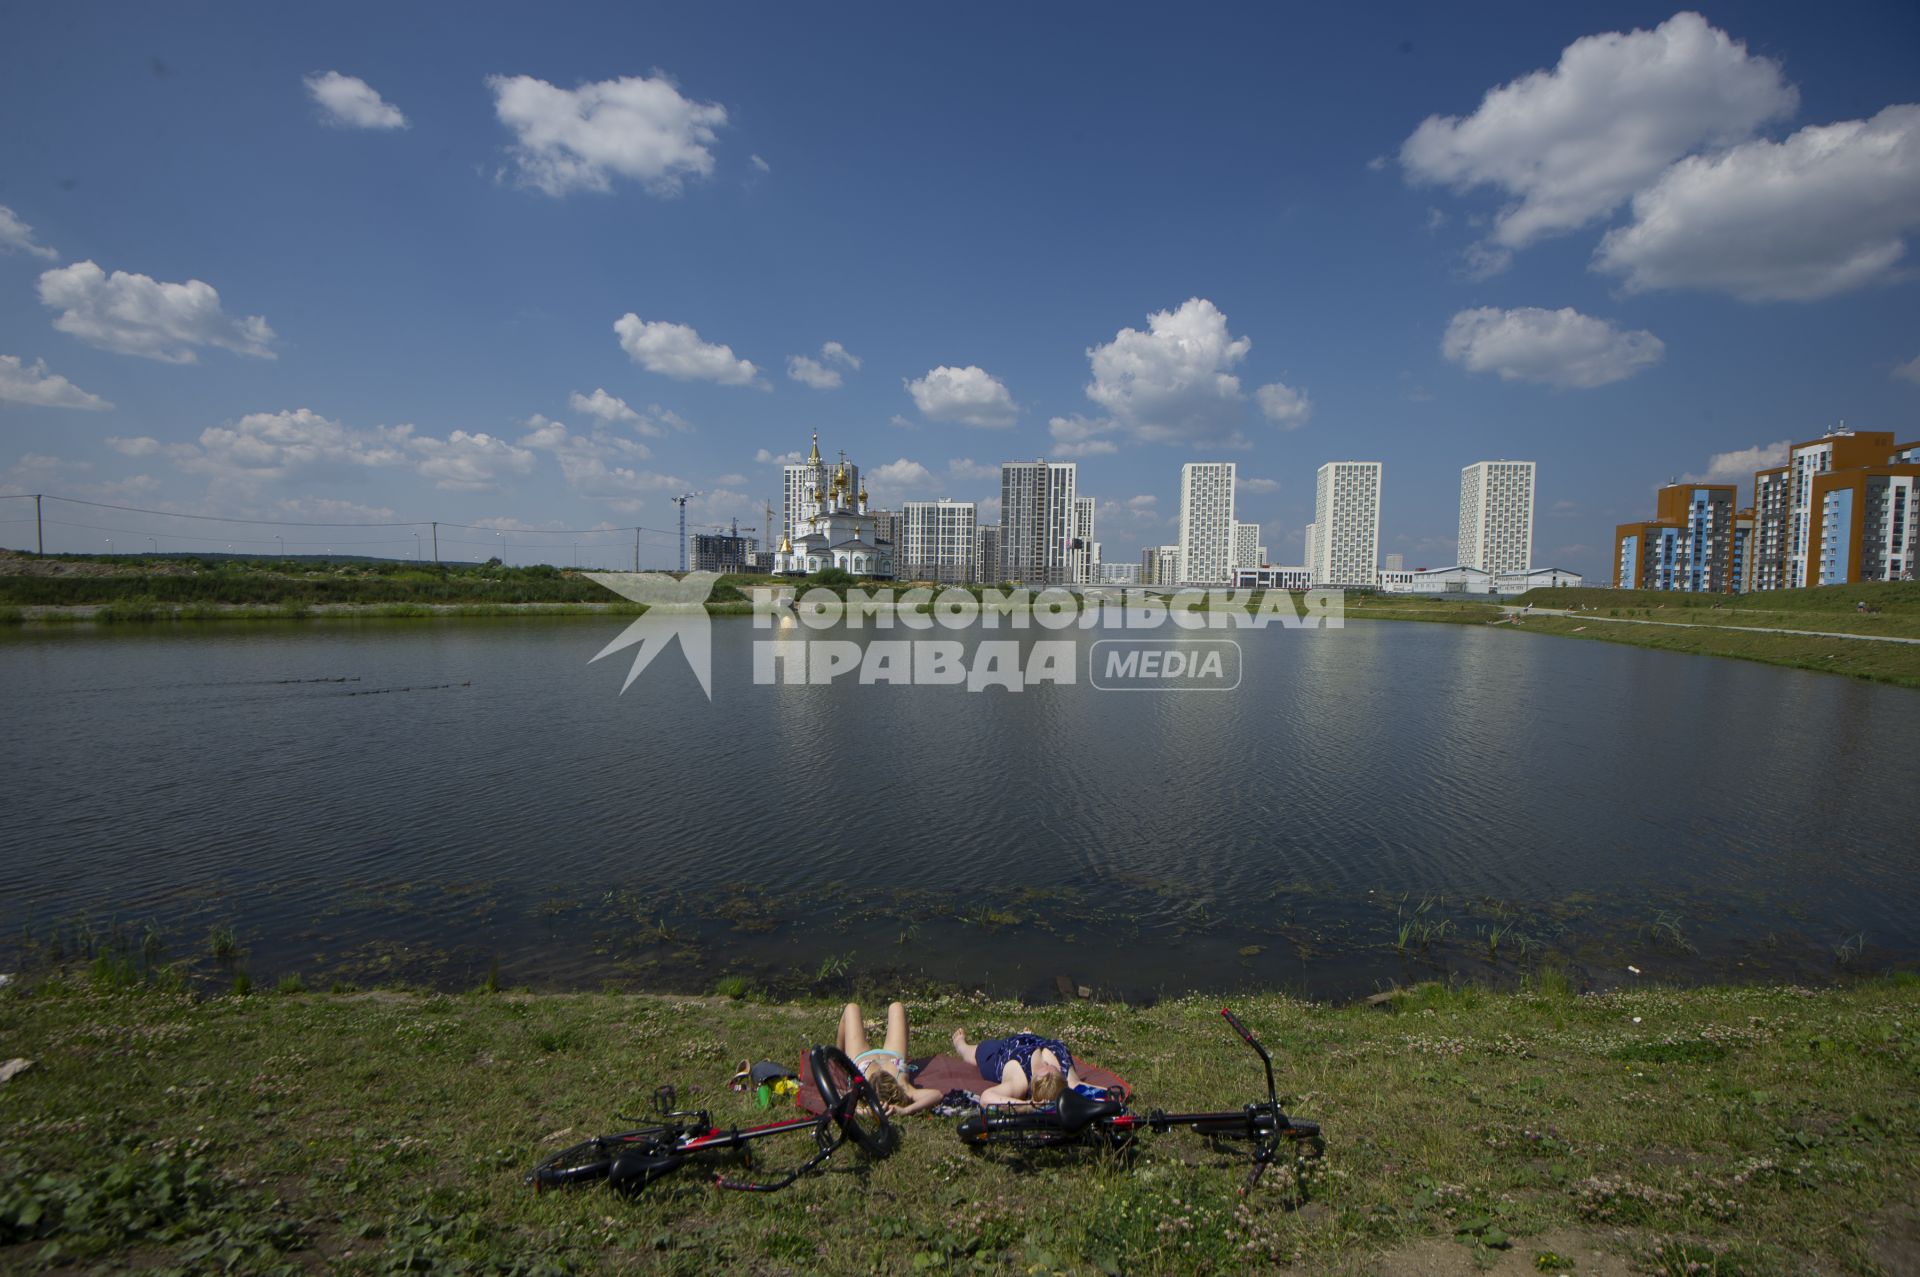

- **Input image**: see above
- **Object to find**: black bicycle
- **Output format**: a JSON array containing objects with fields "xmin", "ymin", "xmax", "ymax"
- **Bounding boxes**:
[
  {"xmin": 527, "ymin": 1045, "xmax": 893, "ymax": 1195},
  {"xmin": 956, "ymin": 1008, "xmax": 1323, "ymax": 1191}
]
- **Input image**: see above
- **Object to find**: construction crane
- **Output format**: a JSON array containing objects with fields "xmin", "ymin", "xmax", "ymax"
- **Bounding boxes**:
[{"xmin": 670, "ymin": 492, "xmax": 703, "ymax": 573}]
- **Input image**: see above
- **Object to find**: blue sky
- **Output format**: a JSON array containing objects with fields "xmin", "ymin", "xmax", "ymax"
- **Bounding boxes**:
[{"xmin": 1, "ymin": 2, "xmax": 1917, "ymax": 575}]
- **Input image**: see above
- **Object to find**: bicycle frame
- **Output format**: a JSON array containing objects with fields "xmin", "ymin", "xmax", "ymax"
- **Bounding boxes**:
[
  {"xmin": 528, "ymin": 1045, "xmax": 892, "ymax": 1195},
  {"xmin": 956, "ymin": 1007, "xmax": 1321, "ymax": 1192}
]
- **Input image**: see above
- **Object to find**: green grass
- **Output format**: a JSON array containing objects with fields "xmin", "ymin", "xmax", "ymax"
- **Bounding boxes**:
[
  {"xmin": 1513, "ymin": 612, "xmax": 1920, "ymax": 689},
  {"xmin": 1, "ymin": 977, "xmax": 1915, "ymax": 1274},
  {"xmin": 1517, "ymin": 581, "xmax": 1920, "ymax": 639}
]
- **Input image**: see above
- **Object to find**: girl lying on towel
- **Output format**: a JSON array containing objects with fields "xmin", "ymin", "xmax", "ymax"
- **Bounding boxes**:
[
  {"xmin": 837, "ymin": 1001, "xmax": 944, "ymax": 1116},
  {"xmin": 951, "ymin": 1027, "xmax": 1086, "ymax": 1107}
]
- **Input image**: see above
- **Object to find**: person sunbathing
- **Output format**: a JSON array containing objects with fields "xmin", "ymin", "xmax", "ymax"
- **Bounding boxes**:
[
  {"xmin": 837, "ymin": 1001, "xmax": 944, "ymax": 1116},
  {"xmin": 951, "ymin": 1026, "xmax": 1085, "ymax": 1106}
]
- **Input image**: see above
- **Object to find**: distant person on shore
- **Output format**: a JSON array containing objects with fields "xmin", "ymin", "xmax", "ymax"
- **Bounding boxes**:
[
  {"xmin": 951, "ymin": 1027, "xmax": 1085, "ymax": 1106},
  {"xmin": 836, "ymin": 1001, "xmax": 943, "ymax": 1116}
]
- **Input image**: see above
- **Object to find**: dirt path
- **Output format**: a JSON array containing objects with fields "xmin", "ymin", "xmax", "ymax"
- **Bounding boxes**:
[{"xmin": 1512, "ymin": 606, "xmax": 1920, "ymax": 645}]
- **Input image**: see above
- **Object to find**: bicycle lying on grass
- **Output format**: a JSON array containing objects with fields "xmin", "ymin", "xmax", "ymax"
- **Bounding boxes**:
[
  {"xmin": 527, "ymin": 1045, "xmax": 893, "ymax": 1195},
  {"xmin": 957, "ymin": 1008, "xmax": 1323, "ymax": 1192}
]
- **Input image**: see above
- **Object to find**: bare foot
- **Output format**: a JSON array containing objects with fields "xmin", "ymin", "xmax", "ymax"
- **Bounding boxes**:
[{"xmin": 951, "ymin": 1028, "xmax": 968, "ymax": 1052}]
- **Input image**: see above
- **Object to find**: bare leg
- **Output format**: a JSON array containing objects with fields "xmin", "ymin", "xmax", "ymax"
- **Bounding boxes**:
[
  {"xmin": 839, "ymin": 1002, "xmax": 869, "ymax": 1057},
  {"xmin": 951, "ymin": 1028, "xmax": 977, "ymax": 1064},
  {"xmin": 884, "ymin": 1001, "xmax": 909, "ymax": 1057}
]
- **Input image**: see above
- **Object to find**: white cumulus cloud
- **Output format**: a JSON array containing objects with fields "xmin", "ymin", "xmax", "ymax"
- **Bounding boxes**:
[
  {"xmin": 409, "ymin": 430, "xmax": 537, "ymax": 492},
  {"xmin": 39, "ymin": 261, "xmax": 275, "ymax": 364},
  {"xmin": 870, "ymin": 458, "xmax": 934, "ymax": 494},
  {"xmin": 755, "ymin": 447, "xmax": 803, "ymax": 465},
  {"xmin": 1442, "ymin": 306, "xmax": 1665, "ymax": 389},
  {"xmin": 904, "ymin": 365, "xmax": 1017, "ymax": 427},
  {"xmin": 0, "ymin": 205, "xmax": 57, "ymax": 260},
  {"xmin": 614, "ymin": 313, "xmax": 761, "ymax": 386},
  {"xmin": 1401, "ymin": 11, "xmax": 1795, "ymax": 259},
  {"xmin": 946, "ymin": 458, "xmax": 999, "ymax": 482},
  {"xmin": 0, "ymin": 354, "xmax": 111, "ymax": 409},
  {"xmin": 1255, "ymin": 381, "xmax": 1311, "ymax": 429},
  {"xmin": 1237, "ymin": 476, "xmax": 1281, "ymax": 494},
  {"xmin": 1594, "ymin": 105, "xmax": 1920, "ymax": 302},
  {"xmin": 786, "ymin": 340, "xmax": 860, "ymax": 389},
  {"xmin": 304, "ymin": 71, "xmax": 408, "ymax": 129},
  {"xmin": 488, "ymin": 72, "xmax": 727, "ymax": 197},
  {"xmin": 1896, "ymin": 354, "xmax": 1920, "ymax": 385},
  {"xmin": 1085, "ymin": 298, "xmax": 1252, "ymax": 445},
  {"xmin": 567, "ymin": 387, "xmax": 673, "ymax": 436},
  {"xmin": 1047, "ymin": 414, "xmax": 1118, "ymax": 458},
  {"xmin": 1683, "ymin": 440, "xmax": 1790, "ymax": 484},
  {"xmin": 107, "ymin": 436, "xmax": 163, "ymax": 456},
  {"xmin": 184, "ymin": 409, "xmax": 411, "ymax": 484}
]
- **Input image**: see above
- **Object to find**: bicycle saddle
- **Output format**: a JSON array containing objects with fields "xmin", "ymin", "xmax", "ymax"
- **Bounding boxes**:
[{"xmin": 1055, "ymin": 1087, "xmax": 1124, "ymax": 1132}]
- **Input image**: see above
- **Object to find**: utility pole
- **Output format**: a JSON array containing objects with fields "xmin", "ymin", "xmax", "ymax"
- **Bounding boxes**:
[
  {"xmin": 34, "ymin": 494, "xmax": 43, "ymax": 556},
  {"xmin": 670, "ymin": 493, "xmax": 702, "ymax": 573},
  {"xmin": 633, "ymin": 527, "xmax": 640, "ymax": 572},
  {"xmin": 431, "ymin": 521, "xmax": 438, "ymax": 564}
]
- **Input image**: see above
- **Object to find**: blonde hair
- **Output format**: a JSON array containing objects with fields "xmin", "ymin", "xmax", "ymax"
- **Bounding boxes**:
[
  {"xmin": 869, "ymin": 1068, "xmax": 911, "ymax": 1109},
  {"xmin": 1030, "ymin": 1070, "xmax": 1067, "ymax": 1105}
]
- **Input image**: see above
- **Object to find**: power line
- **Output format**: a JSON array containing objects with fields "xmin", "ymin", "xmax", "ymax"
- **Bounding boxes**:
[
  {"xmin": 0, "ymin": 493, "xmax": 689, "ymax": 539},
  {"xmin": 43, "ymin": 518, "xmax": 417, "ymax": 547},
  {"xmin": 0, "ymin": 493, "xmax": 418, "ymax": 527}
]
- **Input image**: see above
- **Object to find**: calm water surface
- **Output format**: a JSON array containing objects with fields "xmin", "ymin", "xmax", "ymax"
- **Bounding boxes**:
[{"xmin": 2, "ymin": 616, "xmax": 1914, "ymax": 999}]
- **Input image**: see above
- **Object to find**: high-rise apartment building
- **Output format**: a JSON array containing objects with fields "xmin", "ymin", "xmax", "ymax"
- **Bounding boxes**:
[
  {"xmin": 1749, "ymin": 429, "xmax": 1920, "ymax": 588},
  {"xmin": 1457, "ymin": 461, "xmax": 1535, "ymax": 574},
  {"xmin": 1155, "ymin": 545, "xmax": 1180, "ymax": 588},
  {"xmin": 1072, "ymin": 496, "xmax": 1098, "ymax": 584},
  {"xmin": 975, "ymin": 526, "xmax": 1001, "ymax": 583},
  {"xmin": 691, "ymin": 532, "xmax": 757, "ymax": 574},
  {"xmin": 1232, "ymin": 521, "xmax": 1263, "ymax": 569},
  {"xmin": 1177, "ymin": 462, "xmax": 1236, "ymax": 585},
  {"xmin": 901, "ymin": 499, "xmax": 978, "ymax": 584},
  {"xmin": 998, "ymin": 460, "xmax": 1078, "ymax": 584},
  {"xmin": 1614, "ymin": 485, "xmax": 1739, "ymax": 592},
  {"xmin": 869, "ymin": 510, "xmax": 903, "ymax": 561},
  {"xmin": 1310, "ymin": 462, "xmax": 1382, "ymax": 586}
]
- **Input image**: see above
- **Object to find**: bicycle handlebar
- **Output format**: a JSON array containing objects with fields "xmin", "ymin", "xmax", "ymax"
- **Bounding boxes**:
[{"xmin": 1220, "ymin": 1006, "xmax": 1277, "ymax": 1108}]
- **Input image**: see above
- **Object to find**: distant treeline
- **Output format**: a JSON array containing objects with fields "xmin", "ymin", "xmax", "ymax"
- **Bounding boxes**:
[{"xmin": 0, "ymin": 559, "xmax": 762, "ymax": 607}]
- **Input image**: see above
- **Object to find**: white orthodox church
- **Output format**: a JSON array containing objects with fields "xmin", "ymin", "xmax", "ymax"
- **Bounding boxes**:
[{"xmin": 774, "ymin": 434, "xmax": 896, "ymax": 578}]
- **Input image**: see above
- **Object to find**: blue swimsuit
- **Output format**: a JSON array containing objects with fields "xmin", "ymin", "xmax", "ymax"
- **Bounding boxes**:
[{"xmin": 975, "ymin": 1032, "xmax": 1075, "ymax": 1083}]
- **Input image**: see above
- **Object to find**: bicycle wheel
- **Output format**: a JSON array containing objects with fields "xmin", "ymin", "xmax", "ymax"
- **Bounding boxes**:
[
  {"xmin": 525, "ymin": 1128, "xmax": 670, "ymax": 1190},
  {"xmin": 957, "ymin": 1108, "xmax": 1076, "ymax": 1149},
  {"xmin": 810, "ymin": 1046, "xmax": 896, "ymax": 1158}
]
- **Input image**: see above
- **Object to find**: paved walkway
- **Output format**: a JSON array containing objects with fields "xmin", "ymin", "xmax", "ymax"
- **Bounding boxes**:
[{"xmin": 1508, "ymin": 607, "xmax": 1920, "ymax": 645}]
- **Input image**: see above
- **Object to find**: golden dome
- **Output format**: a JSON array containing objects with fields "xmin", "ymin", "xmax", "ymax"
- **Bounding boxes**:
[{"xmin": 807, "ymin": 433, "xmax": 821, "ymax": 464}]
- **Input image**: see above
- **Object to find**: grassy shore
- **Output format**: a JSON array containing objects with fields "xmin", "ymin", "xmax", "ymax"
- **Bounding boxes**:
[
  {"xmin": 1507, "ymin": 612, "xmax": 1920, "ymax": 689},
  {"xmin": 2, "ymin": 975, "xmax": 1915, "ymax": 1275}
]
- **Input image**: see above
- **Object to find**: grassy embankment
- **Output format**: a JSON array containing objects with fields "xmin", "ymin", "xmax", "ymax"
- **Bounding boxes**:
[
  {"xmin": 1, "ymin": 971, "xmax": 1915, "ymax": 1276},
  {"xmin": 0, "ymin": 553, "xmax": 774, "ymax": 622},
  {"xmin": 1503, "ymin": 583, "xmax": 1920, "ymax": 690}
]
